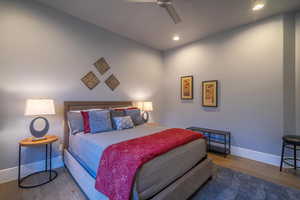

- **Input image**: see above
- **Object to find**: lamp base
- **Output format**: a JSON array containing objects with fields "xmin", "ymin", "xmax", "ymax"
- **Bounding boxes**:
[
  {"xmin": 31, "ymin": 137, "xmax": 47, "ymax": 142},
  {"xmin": 142, "ymin": 111, "xmax": 149, "ymax": 123},
  {"xmin": 30, "ymin": 116, "xmax": 49, "ymax": 138}
]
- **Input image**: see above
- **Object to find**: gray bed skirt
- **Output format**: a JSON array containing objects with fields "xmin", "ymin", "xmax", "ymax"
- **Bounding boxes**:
[
  {"xmin": 64, "ymin": 149, "xmax": 212, "ymax": 200},
  {"xmin": 149, "ymin": 158, "xmax": 213, "ymax": 200}
]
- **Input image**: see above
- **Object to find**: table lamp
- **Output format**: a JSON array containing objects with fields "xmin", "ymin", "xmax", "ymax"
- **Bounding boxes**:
[
  {"xmin": 24, "ymin": 99, "xmax": 55, "ymax": 141},
  {"xmin": 142, "ymin": 101, "xmax": 153, "ymax": 122}
]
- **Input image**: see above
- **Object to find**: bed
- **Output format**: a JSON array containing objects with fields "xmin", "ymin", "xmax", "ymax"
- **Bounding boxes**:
[{"xmin": 63, "ymin": 101, "xmax": 212, "ymax": 200}]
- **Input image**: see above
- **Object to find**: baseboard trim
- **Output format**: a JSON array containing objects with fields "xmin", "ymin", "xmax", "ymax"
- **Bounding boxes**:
[
  {"xmin": 231, "ymin": 145, "xmax": 300, "ymax": 167},
  {"xmin": 231, "ymin": 146, "xmax": 281, "ymax": 166},
  {"xmin": 0, "ymin": 156, "xmax": 63, "ymax": 184}
]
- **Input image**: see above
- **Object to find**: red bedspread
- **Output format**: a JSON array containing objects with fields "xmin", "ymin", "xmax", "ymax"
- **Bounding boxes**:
[{"xmin": 95, "ymin": 128, "xmax": 203, "ymax": 200}]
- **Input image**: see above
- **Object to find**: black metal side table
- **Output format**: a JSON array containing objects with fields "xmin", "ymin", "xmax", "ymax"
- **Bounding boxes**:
[
  {"xmin": 280, "ymin": 135, "xmax": 300, "ymax": 171},
  {"xmin": 18, "ymin": 135, "xmax": 59, "ymax": 188},
  {"xmin": 187, "ymin": 127, "xmax": 231, "ymax": 156}
]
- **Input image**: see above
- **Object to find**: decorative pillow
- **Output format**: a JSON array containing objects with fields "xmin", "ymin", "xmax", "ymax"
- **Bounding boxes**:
[
  {"xmin": 125, "ymin": 107, "xmax": 138, "ymax": 110},
  {"xmin": 67, "ymin": 112, "xmax": 84, "ymax": 135},
  {"xmin": 113, "ymin": 116, "xmax": 134, "ymax": 130},
  {"xmin": 81, "ymin": 111, "xmax": 91, "ymax": 133},
  {"xmin": 110, "ymin": 107, "xmax": 138, "ymax": 111},
  {"xmin": 125, "ymin": 109, "xmax": 144, "ymax": 126},
  {"xmin": 110, "ymin": 109, "xmax": 126, "ymax": 129},
  {"xmin": 89, "ymin": 110, "xmax": 113, "ymax": 134}
]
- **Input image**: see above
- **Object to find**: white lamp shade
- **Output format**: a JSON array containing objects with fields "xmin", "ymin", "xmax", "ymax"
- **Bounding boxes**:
[
  {"xmin": 143, "ymin": 102, "xmax": 153, "ymax": 112},
  {"xmin": 25, "ymin": 99, "xmax": 56, "ymax": 116}
]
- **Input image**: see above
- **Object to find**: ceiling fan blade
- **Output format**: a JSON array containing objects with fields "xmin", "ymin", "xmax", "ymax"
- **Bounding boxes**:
[
  {"xmin": 165, "ymin": 4, "xmax": 182, "ymax": 24},
  {"xmin": 125, "ymin": 0, "xmax": 157, "ymax": 3}
]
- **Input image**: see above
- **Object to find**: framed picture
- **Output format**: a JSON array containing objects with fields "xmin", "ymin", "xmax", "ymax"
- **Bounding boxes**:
[
  {"xmin": 105, "ymin": 74, "xmax": 120, "ymax": 91},
  {"xmin": 181, "ymin": 76, "xmax": 193, "ymax": 100},
  {"xmin": 81, "ymin": 71, "xmax": 100, "ymax": 90},
  {"xmin": 202, "ymin": 80, "xmax": 218, "ymax": 107},
  {"xmin": 94, "ymin": 57, "xmax": 110, "ymax": 75}
]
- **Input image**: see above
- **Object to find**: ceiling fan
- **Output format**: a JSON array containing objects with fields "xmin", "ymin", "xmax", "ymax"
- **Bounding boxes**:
[{"xmin": 125, "ymin": 0, "xmax": 182, "ymax": 24}]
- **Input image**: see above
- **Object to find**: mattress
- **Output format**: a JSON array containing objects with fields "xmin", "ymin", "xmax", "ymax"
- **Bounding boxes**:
[
  {"xmin": 68, "ymin": 124, "xmax": 207, "ymax": 200},
  {"xmin": 69, "ymin": 124, "xmax": 168, "ymax": 177}
]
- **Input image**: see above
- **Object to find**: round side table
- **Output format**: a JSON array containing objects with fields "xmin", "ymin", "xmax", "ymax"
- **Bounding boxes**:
[{"xmin": 18, "ymin": 135, "xmax": 59, "ymax": 188}]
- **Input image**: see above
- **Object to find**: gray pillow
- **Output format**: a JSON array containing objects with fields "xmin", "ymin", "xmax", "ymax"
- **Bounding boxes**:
[
  {"xmin": 110, "ymin": 109, "xmax": 126, "ymax": 129},
  {"xmin": 89, "ymin": 110, "xmax": 112, "ymax": 134},
  {"xmin": 67, "ymin": 112, "xmax": 84, "ymax": 135},
  {"xmin": 125, "ymin": 109, "xmax": 144, "ymax": 126},
  {"xmin": 113, "ymin": 116, "xmax": 134, "ymax": 130}
]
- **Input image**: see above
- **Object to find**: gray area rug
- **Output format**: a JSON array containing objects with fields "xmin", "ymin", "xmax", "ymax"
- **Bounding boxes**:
[{"xmin": 191, "ymin": 166, "xmax": 300, "ymax": 200}]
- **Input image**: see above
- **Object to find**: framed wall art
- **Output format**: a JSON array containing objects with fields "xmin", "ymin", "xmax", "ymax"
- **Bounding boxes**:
[
  {"xmin": 105, "ymin": 74, "xmax": 120, "ymax": 91},
  {"xmin": 202, "ymin": 80, "xmax": 218, "ymax": 107},
  {"xmin": 81, "ymin": 71, "xmax": 100, "ymax": 90},
  {"xmin": 181, "ymin": 76, "xmax": 193, "ymax": 100},
  {"xmin": 94, "ymin": 57, "xmax": 110, "ymax": 75}
]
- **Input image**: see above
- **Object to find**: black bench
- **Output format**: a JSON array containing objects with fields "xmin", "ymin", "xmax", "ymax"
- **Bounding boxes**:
[{"xmin": 187, "ymin": 127, "xmax": 231, "ymax": 156}]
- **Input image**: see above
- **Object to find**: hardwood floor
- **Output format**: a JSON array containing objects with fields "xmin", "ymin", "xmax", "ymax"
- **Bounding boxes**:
[
  {"xmin": 208, "ymin": 153, "xmax": 300, "ymax": 190},
  {"xmin": 0, "ymin": 168, "xmax": 86, "ymax": 200},
  {"xmin": 0, "ymin": 154, "xmax": 299, "ymax": 200}
]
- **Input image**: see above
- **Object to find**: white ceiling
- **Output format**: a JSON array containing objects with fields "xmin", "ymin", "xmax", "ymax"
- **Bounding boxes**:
[{"xmin": 36, "ymin": 0, "xmax": 300, "ymax": 50}]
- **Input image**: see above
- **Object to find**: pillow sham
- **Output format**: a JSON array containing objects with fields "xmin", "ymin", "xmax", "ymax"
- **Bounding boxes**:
[
  {"xmin": 67, "ymin": 111, "xmax": 84, "ymax": 135},
  {"xmin": 80, "ymin": 109, "xmax": 104, "ymax": 133},
  {"xmin": 81, "ymin": 111, "xmax": 91, "ymax": 133},
  {"xmin": 113, "ymin": 116, "xmax": 134, "ymax": 130},
  {"xmin": 125, "ymin": 109, "xmax": 144, "ymax": 126},
  {"xmin": 110, "ymin": 107, "xmax": 138, "ymax": 111},
  {"xmin": 110, "ymin": 109, "xmax": 126, "ymax": 129},
  {"xmin": 89, "ymin": 110, "xmax": 113, "ymax": 134},
  {"xmin": 125, "ymin": 107, "xmax": 138, "ymax": 110}
]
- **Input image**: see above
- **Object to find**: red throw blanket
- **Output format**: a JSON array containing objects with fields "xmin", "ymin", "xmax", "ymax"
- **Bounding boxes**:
[{"xmin": 95, "ymin": 128, "xmax": 203, "ymax": 200}]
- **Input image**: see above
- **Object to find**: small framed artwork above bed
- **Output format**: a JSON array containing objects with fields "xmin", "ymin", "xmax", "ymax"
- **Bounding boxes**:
[
  {"xmin": 202, "ymin": 80, "xmax": 218, "ymax": 107},
  {"xmin": 181, "ymin": 75, "xmax": 193, "ymax": 100}
]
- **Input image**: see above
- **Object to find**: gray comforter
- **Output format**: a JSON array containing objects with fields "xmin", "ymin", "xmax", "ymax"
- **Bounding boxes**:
[{"xmin": 69, "ymin": 124, "xmax": 207, "ymax": 200}]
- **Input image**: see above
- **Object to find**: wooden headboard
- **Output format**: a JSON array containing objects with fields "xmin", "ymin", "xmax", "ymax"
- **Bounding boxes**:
[{"xmin": 63, "ymin": 101, "xmax": 132, "ymax": 148}]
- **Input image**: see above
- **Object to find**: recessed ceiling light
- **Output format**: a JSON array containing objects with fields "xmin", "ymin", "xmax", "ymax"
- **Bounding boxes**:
[
  {"xmin": 173, "ymin": 35, "xmax": 180, "ymax": 41},
  {"xmin": 252, "ymin": 0, "xmax": 265, "ymax": 11}
]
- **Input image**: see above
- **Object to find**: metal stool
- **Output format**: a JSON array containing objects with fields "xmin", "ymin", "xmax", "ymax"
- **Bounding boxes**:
[{"xmin": 280, "ymin": 135, "xmax": 300, "ymax": 171}]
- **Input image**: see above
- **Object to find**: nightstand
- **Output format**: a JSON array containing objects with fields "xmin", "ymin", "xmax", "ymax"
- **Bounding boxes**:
[{"xmin": 18, "ymin": 135, "xmax": 59, "ymax": 188}]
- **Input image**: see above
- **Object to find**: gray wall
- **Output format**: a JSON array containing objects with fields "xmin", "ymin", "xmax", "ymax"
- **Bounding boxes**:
[
  {"xmin": 0, "ymin": 0, "xmax": 298, "ymax": 171},
  {"xmin": 296, "ymin": 13, "xmax": 300, "ymax": 134},
  {"xmin": 0, "ymin": 0, "xmax": 163, "ymax": 170},
  {"xmin": 162, "ymin": 16, "xmax": 284, "ymax": 155}
]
